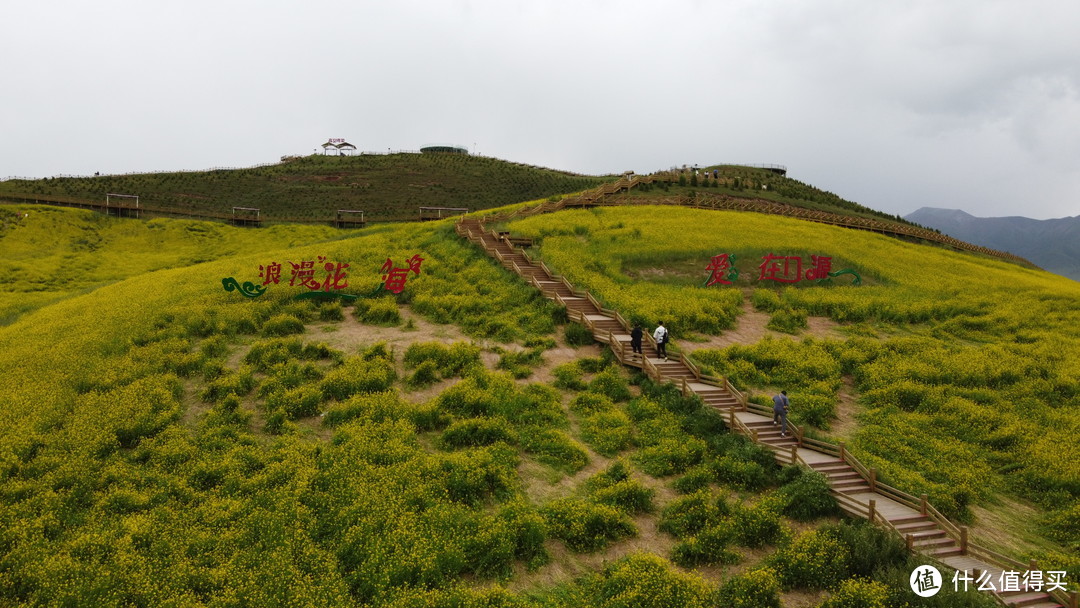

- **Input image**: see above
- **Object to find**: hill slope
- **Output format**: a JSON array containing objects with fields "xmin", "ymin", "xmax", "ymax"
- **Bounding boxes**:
[
  {"xmin": 906, "ymin": 207, "xmax": 1080, "ymax": 281},
  {"xmin": 0, "ymin": 153, "xmax": 612, "ymax": 222},
  {"xmin": 0, "ymin": 204, "xmax": 1076, "ymax": 606}
]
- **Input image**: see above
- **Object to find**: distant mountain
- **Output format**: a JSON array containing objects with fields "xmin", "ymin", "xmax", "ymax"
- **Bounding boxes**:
[{"xmin": 905, "ymin": 207, "xmax": 1080, "ymax": 281}]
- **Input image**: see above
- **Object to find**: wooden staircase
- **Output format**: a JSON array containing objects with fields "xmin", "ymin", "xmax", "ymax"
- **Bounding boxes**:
[{"xmin": 454, "ymin": 205, "xmax": 1076, "ymax": 608}]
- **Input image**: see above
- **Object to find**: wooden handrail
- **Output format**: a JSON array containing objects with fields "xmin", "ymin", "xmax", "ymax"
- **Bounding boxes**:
[{"xmin": 460, "ymin": 186, "xmax": 1050, "ymax": 605}]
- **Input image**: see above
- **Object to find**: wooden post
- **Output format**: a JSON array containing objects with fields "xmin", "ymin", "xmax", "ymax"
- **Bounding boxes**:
[
  {"xmin": 906, "ymin": 534, "xmax": 914, "ymax": 551},
  {"xmin": 920, "ymin": 494, "xmax": 928, "ymax": 516},
  {"xmin": 960, "ymin": 526, "xmax": 968, "ymax": 555},
  {"xmin": 752, "ymin": 428, "xmax": 759, "ymax": 443},
  {"xmin": 790, "ymin": 445, "xmax": 798, "ymax": 465},
  {"xmin": 869, "ymin": 468, "xmax": 877, "ymax": 492},
  {"xmin": 868, "ymin": 499, "xmax": 876, "ymax": 523},
  {"xmin": 839, "ymin": 442, "xmax": 846, "ymax": 462},
  {"xmin": 1068, "ymin": 590, "xmax": 1077, "ymax": 608},
  {"xmin": 729, "ymin": 410, "xmax": 735, "ymax": 428}
]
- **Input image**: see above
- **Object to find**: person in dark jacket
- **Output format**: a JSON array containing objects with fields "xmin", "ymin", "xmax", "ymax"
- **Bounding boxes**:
[
  {"xmin": 773, "ymin": 390, "xmax": 790, "ymax": 437},
  {"xmin": 630, "ymin": 323, "xmax": 643, "ymax": 357}
]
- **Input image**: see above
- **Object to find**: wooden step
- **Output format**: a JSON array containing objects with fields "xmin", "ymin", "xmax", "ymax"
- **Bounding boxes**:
[
  {"xmin": 890, "ymin": 514, "xmax": 933, "ymax": 526},
  {"xmin": 894, "ymin": 520, "xmax": 938, "ymax": 534},
  {"xmin": 834, "ymin": 483, "xmax": 872, "ymax": 494},
  {"xmin": 997, "ymin": 591, "xmax": 1064, "ymax": 608},
  {"xmin": 812, "ymin": 464, "xmax": 851, "ymax": 473},
  {"xmin": 824, "ymin": 471, "xmax": 864, "ymax": 483},
  {"xmin": 928, "ymin": 546, "xmax": 963, "ymax": 558}
]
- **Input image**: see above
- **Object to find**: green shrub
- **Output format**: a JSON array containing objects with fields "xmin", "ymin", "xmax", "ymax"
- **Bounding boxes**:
[
  {"xmin": 552, "ymin": 361, "xmax": 587, "ymax": 390},
  {"xmin": 581, "ymin": 553, "xmax": 716, "ymax": 608},
  {"xmin": 323, "ymin": 391, "xmax": 409, "ymax": 427},
  {"xmin": 564, "ymin": 322, "xmax": 595, "ymax": 346},
  {"xmin": 263, "ymin": 409, "xmax": 289, "ymax": 435},
  {"xmin": 497, "ymin": 347, "xmax": 544, "ymax": 379},
  {"xmin": 591, "ymin": 479, "xmax": 655, "ymax": 515},
  {"xmin": 716, "ymin": 567, "xmax": 782, "ymax": 608},
  {"xmin": 589, "ymin": 368, "xmax": 632, "ymax": 402},
  {"xmin": 257, "ymin": 360, "xmax": 323, "ymax": 397},
  {"xmin": 634, "ymin": 436, "xmax": 705, "ymax": 477},
  {"xmin": 752, "ymin": 288, "xmax": 783, "ymax": 312},
  {"xmin": 581, "ymin": 459, "xmax": 626, "ymax": 487},
  {"xmin": 673, "ymin": 465, "xmax": 713, "ymax": 494},
  {"xmin": 200, "ymin": 367, "xmax": 257, "ymax": 403},
  {"xmin": 200, "ymin": 335, "xmax": 230, "ymax": 358},
  {"xmin": 320, "ymin": 355, "xmax": 397, "ymax": 400},
  {"xmin": 440, "ymin": 417, "xmax": 517, "ymax": 448},
  {"xmin": 792, "ymin": 392, "xmax": 836, "ymax": 429},
  {"xmin": 261, "ymin": 313, "xmax": 306, "ymax": 337},
  {"xmin": 769, "ymin": 529, "xmax": 850, "ymax": 589},
  {"xmin": 777, "ymin": 466, "xmax": 838, "ymax": 521},
  {"xmin": 406, "ymin": 360, "xmax": 440, "ymax": 388},
  {"xmin": 671, "ymin": 522, "xmax": 740, "ymax": 567},
  {"xmin": 243, "ymin": 337, "xmax": 306, "ymax": 371},
  {"xmin": 498, "ymin": 501, "xmax": 550, "ymax": 568},
  {"xmin": 658, "ymin": 490, "xmax": 727, "ymax": 539},
  {"xmin": 712, "ymin": 456, "xmax": 771, "ymax": 490},
  {"xmin": 541, "ymin": 498, "xmax": 636, "ymax": 552},
  {"xmin": 438, "ymin": 444, "xmax": 518, "ymax": 505},
  {"xmin": 767, "ymin": 307, "xmax": 808, "ymax": 334},
  {"xmin": 403, "ymin": 341, "xmax": 481, "ymax": 377},
  {"xmin": 732, "ymin": 501, "xmax": 787, "ymax": 548},
  {"xmin": 318, "ymin": 301, "xmax": 345, "ymax": 321},
  {"xmin": 570, "ymin": 392, "xmax": 616, "ymax": 415},
  {"xmin": 580, "ymin": 411, "xmax": 633, "ymax": 457},
  {"xmin": 354, "ymin": 295, "xmax": 401, "ymax": 325},
  {"xmin": 818, "ymin": 578, "xmax": 889, "ymax": 608},
  {"xmin": 578, "ymin": 356, "xmax": 608, "ymax": 373},
  {"xmin": 264, "ymin": 385, "xmax": 322, "ymax": 419},
  {"xmin": 1041, "ymin": 502, "xmax": 1080, "ymax": 544},
  {"xmin": 521, "ymin": 428, "xmax": 588, "ymax": 473},
  {"xmin": 824, "ymin": 521, "xmax": 908, "ymax": 578}
]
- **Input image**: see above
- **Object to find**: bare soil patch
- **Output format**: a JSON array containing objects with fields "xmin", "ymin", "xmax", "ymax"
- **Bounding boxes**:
[
  {"xmin": 829, "ymin": 375, "xmax": 860, "ymax": 440},
  {"xmin": 679, "ymin": 296, "xmax": 844, "ymax": 355},
  {"xmin": 308, "ymin": 304, "xmax": 482, "ymax": 355}
]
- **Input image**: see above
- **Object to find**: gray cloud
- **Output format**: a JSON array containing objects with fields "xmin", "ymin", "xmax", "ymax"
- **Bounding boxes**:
[{"xmin": 2, "ymin": 0, "xmax": 1078, "ymax": 219}]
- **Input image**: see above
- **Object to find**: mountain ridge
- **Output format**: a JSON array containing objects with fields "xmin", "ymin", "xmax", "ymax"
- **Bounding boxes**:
[{"xmin": 906, "ymin": 206, "xmax": 1080, "ymax": 281}]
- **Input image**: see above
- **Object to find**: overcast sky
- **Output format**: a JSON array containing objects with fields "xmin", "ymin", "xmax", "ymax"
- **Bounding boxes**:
[{"xmin": 3, "ymin": 0, "xmax": 1078, "ymax": 219}]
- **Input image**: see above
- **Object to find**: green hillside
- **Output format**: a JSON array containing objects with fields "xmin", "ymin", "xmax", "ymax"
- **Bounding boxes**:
[
  {"xmin": 0, "ymin": 205, "xmax": 357, "ymax": 325},
  {"xmin": 0, "ymin": 154, "xmax": 611, "ymax": 223},
  {"xmin": 626, "ymin": 164, "xmax": 913, "ymax": 224},
  {"xmin": 0, "ymin": 201, "xmax": 1076, "ymax": 607}
]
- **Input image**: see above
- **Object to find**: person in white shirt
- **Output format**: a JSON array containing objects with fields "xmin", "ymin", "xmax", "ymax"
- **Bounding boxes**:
[{"xmin": 653, "ymin": 322, "xmax": 669, "ymax": 360}]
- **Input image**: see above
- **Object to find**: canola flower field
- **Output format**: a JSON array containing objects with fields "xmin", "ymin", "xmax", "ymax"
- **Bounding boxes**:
[
  {"xmin": 0, "ymin": 204, "xmax": 1073, "ymax": 606},
  {"xmin": 506, "ymin": 206, "xmax": 1080, "ymax": 558}
]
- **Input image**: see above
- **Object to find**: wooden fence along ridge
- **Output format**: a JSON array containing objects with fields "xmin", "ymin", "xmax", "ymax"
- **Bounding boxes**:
[
  {"xmin": 0, "ymin": 170, "xmax": 1036, "ymax": 267},
  {"xmin": 455, "ymin": 186, "xmax": 1075, "ymax": 608}
]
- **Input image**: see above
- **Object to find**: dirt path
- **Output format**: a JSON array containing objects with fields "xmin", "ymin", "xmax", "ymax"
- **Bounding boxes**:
[{"xmin": 679, "ymin": 295, "xmax": 845, "ymax": 355}]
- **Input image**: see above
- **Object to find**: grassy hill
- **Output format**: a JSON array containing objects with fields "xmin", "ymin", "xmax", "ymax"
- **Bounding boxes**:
[
  {"xmin": 0, "ymin": 201, "xmax": 1076, "ymax": 607},
  {"xmin": 625, "ymin": 164, "xmax": 913, "ymax": 225},
  {"xmin": 0, "ymin": 154, "xmax": 612, "ymax": 223}
]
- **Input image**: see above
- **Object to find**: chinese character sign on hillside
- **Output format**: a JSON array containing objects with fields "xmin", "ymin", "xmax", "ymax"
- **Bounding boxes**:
[
  {"xmin": 704, "ymin": 252, "xmax": 861, "ymax": 286},
  {"xmin": 224, "ymin": 253, "xmax": 426, "ymax": 300},
  {"xmin": 258, "ymin": 256, "xmax": 350, "ymax": 292},
  {"xmin": 381, "ymin": 254, "xmax": 424, "ymax": 294},
  {"xmin": 705, "ymin": 254, "xmax": 739, "ymax": 286}
]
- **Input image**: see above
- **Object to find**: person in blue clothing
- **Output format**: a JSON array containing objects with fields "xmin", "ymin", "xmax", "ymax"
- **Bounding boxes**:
[{"xmin": 773, "ymin": 390, "xmax": 790, "ymax": 437}]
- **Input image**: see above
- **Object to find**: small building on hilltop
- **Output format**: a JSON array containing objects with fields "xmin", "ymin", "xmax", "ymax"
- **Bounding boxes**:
[{"xmin": 420, "ymin": 144, "xmax": 469, "ymax": 155}]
